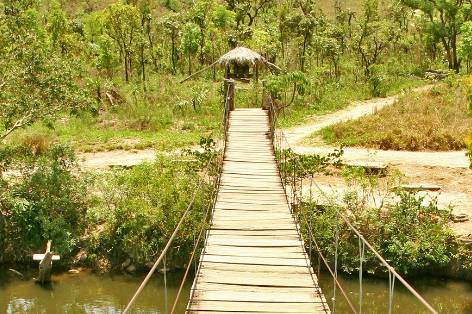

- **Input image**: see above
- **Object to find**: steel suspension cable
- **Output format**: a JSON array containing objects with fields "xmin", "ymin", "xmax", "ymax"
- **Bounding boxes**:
[
  {"xmin": 302, "ymin": 207, "xmax": 357, "ymax": 313},
  {"xmin": 268, "ymin": 98, "xmax": 437, "ymax": 314},
  {"xmin": 388, "ymin": 268, "xmax": 396, "ymax": 314},
  {"xmin": 170, "ymin": 156, "xmax": 222, "ymax": 313},
  {"xmin": 122, "ymin": 154, "xmax": 216, "ymax": 314},
  {"xmin": 170, "ymin": 205, "xmax": 211, "ymax": 314},
  {"xmin": 358, "ymin": 236, "xmax": 365, "ymax": 314}
]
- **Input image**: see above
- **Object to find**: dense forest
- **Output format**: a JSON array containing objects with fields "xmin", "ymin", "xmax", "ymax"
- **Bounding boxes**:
[{"xmin": 1, "ymin": 0, "xmax": 472, "ymax": 276}]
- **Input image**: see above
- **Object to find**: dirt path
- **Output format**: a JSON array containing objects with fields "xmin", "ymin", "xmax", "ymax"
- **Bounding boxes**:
[
  {"xmin": 292, "ymin": 146, "xmax": 469, "ymax": 169},
  {"xmin": 284, "ymin": 84, "xmax": 434, "ymax": 144},
  {"xmin": 281, "ymin": 84, "xmax": 471, "ymax": 239}
]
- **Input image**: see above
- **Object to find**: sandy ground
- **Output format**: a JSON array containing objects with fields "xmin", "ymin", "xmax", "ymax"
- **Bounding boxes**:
[{"xmin": 78, "ymin": 149, "xmax": 157, "ymax": 170}]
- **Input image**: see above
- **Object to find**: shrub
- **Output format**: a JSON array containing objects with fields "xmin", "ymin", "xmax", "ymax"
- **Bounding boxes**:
[
  {"xmin": 467, "ymin": 75, "xmax": 472, "ymax": 113},
  {"xmin": 85, "ymin": 156, "xmax": 216, "ymax": 269},
  {"xmin": 300, "ymin": 174, "xmax": 456, "ymax": 275},
  {"xmin": 0, "ymin": 144, "xmax": 88, "ymax": 263},
  {"xmin": 467, "ymin": 144, "xmax": 472, "ymax": 168}
]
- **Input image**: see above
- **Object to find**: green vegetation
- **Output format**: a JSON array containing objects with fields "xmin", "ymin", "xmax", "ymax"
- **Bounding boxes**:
[
  {"xmin": 274, "ymin": 149, "xmax": 470, "ymax": 275},
  {"xmin": 0, "ymin": 142, "xmax": 218, "ymax": 269},
  {"xmin": 7, "ymin": 77, "xmax": 223, "ymax": 152},
  {"xmin": 85, "ymin": 156, "xmax": 216, "ymax": 270},
  {"xmin": 301, "ymin": 191, "xmax": 458, "ymax": 275},
  {"xmin": 2, "ymin": 0, "xmax": 472, "ymax": 275},
  {"xmin": 298, "ymin": 168, "xmax": 466, "ymax": 275},
  {"xmin": 0, "ymin": 145, "xmax": 88, "ymax": 263},
  {"xmin": 318, "ymin": 82, "xmax": 472, "ymax": 151}
]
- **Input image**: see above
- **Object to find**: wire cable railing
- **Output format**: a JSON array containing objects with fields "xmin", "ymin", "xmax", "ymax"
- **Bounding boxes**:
[
  {"xmin": 122, "ymin": 83, "xmax": 231, "ymax": 314},
  {"xmin": 266, "ymin": 94, "xmax": 438, "ymax": 314}
]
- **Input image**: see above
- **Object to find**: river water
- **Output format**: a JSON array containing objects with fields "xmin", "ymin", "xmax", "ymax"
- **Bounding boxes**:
[{"xmin": 0, "ymin": 267, "xmax": 471, "ymax": 313}]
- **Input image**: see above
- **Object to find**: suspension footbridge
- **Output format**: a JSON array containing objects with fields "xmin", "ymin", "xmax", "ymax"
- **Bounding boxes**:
[
  {"xmin": 186, "ymin": 108, "xmax": 330, "ymax": 313},
  {"xmin": 123, "ymin": 87, "xmax": 438, "ymax": 314}
]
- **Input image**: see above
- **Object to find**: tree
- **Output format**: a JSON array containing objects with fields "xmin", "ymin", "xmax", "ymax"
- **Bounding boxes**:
[
  {"xmin": 103, "ymin": 3, "xmax": 142, "ymax": 82},
  {"xmin": 0, "ymin": 5, "xmax": 92, "ymax": 141},
  {"xmin": 162, "ymin": 13, "xmax": 181, "ymax": 74},
  {"xmin": 190, "ymin": 0, "xmax": 215, "ymax": 65},
  {"xmin": 401, "ymin": 0, "xmax": 472, "ymax": 72},
  {"xmin": 181, "ymin": 22, "xmax": 201, "ymax": 75},
  {"xmin": 354, "ymin": 0, "xmax": 396, "ymax": 78},
  {"xmin": 283, "ymin": 0, "xmax": 324, "ymax": 72},
  {"xmin": 47, "ymin": 0, "xmax": 68, "ymax": 49},
  {"xmin": 459, "ymin": 21, "xmax": 472, "ymax": 72},
  {"xmin": 225, "ymin": 0, "xmax": 275, "ymax": 27}
]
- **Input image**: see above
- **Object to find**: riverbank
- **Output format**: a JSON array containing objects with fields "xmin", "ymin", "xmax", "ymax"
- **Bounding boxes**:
[{"xmin": 1, "ymin": 266, "xmax": 471, "ymax": 314}]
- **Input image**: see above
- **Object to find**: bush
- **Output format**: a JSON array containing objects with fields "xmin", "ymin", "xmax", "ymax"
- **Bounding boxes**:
[
  {"xmin": 85, "ymin": 156, "xmax": 216, "ymax": 270},
  {"xmin": 0, "ymin": 144, "xmax": 88, "ymax": 263},
  {"xmin": 300, "ymin": 173, "xmax": 456, "ymax": 275}
]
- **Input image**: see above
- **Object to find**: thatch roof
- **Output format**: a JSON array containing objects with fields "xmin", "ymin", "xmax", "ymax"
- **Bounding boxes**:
[{"xmin": 216, "ymin": 47, "xmax": 268, "ymax": 67}]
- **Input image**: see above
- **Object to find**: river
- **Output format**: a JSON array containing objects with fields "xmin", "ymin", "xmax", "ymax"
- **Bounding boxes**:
[{"xmin": 0, "ymin": 267, "xmax": 471, "ymax": 313}]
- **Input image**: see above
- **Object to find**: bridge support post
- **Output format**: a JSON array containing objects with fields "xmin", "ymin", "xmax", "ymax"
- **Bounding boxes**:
[{"xmin": 224, "ymin": 79, "xmax": 235, "ymax": 111}]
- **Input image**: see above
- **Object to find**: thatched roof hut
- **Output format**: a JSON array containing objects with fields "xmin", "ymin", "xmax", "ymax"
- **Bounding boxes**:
[
  {"xmin": 216, "ymin": 47, "xmax": 279, "ymax": 81},
  {"xmin": 216, "ymin": 47, "xmax": 269, "ymax": 68},
  {"xmin": 180, "ymin": 46, "xmax": 279, "ymax": 83}
]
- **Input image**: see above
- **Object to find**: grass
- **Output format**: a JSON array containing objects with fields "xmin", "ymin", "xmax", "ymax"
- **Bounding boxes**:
[
  {"xmin": 8, "ymin": 74, "xmax": 224, "ymax": 152},
  {"xmin": 316, "ymin": 81, "xmax": 472, "ymax": 151},
  {"xmin": 276, "ymin": 73, "xmax": 427, "ymax": 128}
]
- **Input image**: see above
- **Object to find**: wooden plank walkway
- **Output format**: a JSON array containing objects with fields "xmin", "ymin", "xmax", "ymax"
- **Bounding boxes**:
[{"xmin": 187, "ymin": 108, "xmax": 330, "ymax": 313}]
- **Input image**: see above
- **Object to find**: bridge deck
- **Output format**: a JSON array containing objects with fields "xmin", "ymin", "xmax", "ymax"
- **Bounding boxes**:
[{"xmin": 187, "ymin": 108, "xmax": 330, "ymax": 313}]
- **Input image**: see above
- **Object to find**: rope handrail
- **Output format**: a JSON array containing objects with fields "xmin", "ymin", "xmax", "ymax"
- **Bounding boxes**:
[
  {"xmin": 122, "ymin": 153, "xmax": 216, "ymax": 314},
  {"xmin": 267, "ymin": 95, "xmax": 438, "ymax": 314}
]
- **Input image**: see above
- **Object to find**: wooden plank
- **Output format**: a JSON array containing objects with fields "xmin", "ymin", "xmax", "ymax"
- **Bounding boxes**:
[
  {"xmin": 202, "ymin": 247, "xmax": 305, "ymax": 259},
  {"xmin": 196, "ymin": 271, "xmax": 315, "ymax": 287},
  {"xmin": 212, "ymin": 213, "xmax": 293, "ymax": 220},
  {"xmin": 206, "ymin": 237, "xmax": 302, "ymax": 247},
  {"xmin": 192, "ymin": 289, "xmax": 320, "ymax": 303},
  {"xmin": 192, "ymin": 282, "xmax": 318, "ymax": 293},
  {"xmin": 188, "ymin": 301, "xmax": 326, "ymax": 312},
  {"xmin": 208, "ymin": 229, "xmax": 298, "ymax": 236},
  {"xmin": 201, "ymin": 255, "xmax": 309, "ymax": 267},
  {"xmin": 199, "ymin": 261, "xmax": 310, "ymax": 273}
]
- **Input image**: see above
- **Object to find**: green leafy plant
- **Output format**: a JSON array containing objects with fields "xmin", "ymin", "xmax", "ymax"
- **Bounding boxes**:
[
  {"xmin": 0, "ymin": 144, "xmax": 88, "ymax": 263},
  {"xmin": 86, "ymin": 155, "xmax": 217, "ymax": 269},
  {"xmin": 300, "ymin": 176, "xmax": 456, "ymax": 275}
]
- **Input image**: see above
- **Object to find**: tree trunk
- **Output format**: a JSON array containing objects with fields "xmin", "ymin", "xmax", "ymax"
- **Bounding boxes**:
[
  {"xmin": 124, "ymin": 52, "xmax": 129, "ymax": 82},
  {"xmin": 141, "ymin": 45, "xmax": 146, "ymax": 90},
  {"xmin": 451, "ymin": 33, "xmax": 460, "ymax": 73},
  {"xmin": 171, "ymin": 34, "xmax": 176, "ymax": 74},
  {"xmin": 301, "ymin": 36, "xmax": 307, "ymax": 72},
  {"xmin": 188, "ymin": 54, "xmax": 192, "ymax": 75}
]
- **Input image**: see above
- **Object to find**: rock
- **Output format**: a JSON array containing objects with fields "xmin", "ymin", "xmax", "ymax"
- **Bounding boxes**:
[
  {"xmin": 451, "ymin": 213, "xmax": 469, "ymax": 223},
  {"xmin": 121, "ymin": 258, "xmax": 131, "ymax": 269},
  {"xmin": 345, "ymin": 161, "xmax": 388, "ymax": 176},
  {"xmin": 425, "ymin": 70, "xmax": 448, "ymax": 80},
  {"xmin": 68, "ymin": 269, "xmax": 80, "ymax": 274},
  {"xmin": 399, "ymin": 183, "xmax": 441, "ymax": 192},
  {"xmin": 126, "ymin": 264, "xmax": 136, "ymax": 273},
  {"xmin": 459, "ymin": 236, "xmax": 472, "ymax": 248}
]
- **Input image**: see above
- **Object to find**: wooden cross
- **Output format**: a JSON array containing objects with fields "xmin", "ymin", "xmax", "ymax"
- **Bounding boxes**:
[{"xmin": 33, "ymin": 240, "xmax": 60, "ymax": 284}]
